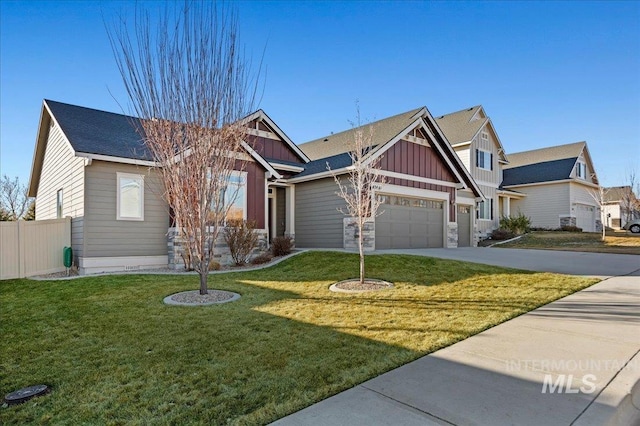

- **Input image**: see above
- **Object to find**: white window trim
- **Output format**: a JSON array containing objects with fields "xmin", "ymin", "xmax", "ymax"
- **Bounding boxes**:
[
  {"xmin": 478, "ymin": 197, "xmax": 492, "ymax": 221},
  {"xmin": 477, "ymin": 149, "xmax": 492, "ymax": 171},
  {"xmin": 225, "ymin": 170, "xmax": 248, "ymax": 222},
  {"xmin": 576, "ymin": 161, "xmax": 587, "ymax": 180},
  {"xmin": 117, "ymin": 172, "xmax": 145, "ymax": 221},
  {"xmin": 56, "ymin": 188, "xmax": 63, "ymax": 219}
]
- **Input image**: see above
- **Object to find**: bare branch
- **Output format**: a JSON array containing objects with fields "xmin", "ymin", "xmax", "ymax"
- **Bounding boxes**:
[
  {"xmin": 0, "ymin": 175, "xmax": 31, "ymax": 220},
  {"xmin": 107, "ymin": 1, "xmax": 258, "ymax": 294}
]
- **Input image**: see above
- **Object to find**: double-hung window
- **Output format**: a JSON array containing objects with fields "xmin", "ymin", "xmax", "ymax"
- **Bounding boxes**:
[
  {"xmin": 117, "ymin": 173, "xmax": 144, "ymax": 221},
  {"xmin": 477, "ymin": 198, "xmax": 493, "ymax": 220},
  {"xmin": 576, "ymin": 162, "xmax": 587, "ymax": 179},
  {"xmin": 476, "ymin": 149, "xmax": 493, "ymax": 171}
]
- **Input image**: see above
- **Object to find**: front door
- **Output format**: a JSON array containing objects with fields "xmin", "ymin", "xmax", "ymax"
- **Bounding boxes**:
[{"xmin": 457, "ymin": 205, "xmax": 471, "ymax": 247}]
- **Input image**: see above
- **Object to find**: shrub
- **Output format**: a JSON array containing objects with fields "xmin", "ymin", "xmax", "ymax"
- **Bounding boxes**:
[
  {"xmin": 499, "ymin": 213, "xmax": 531, "ymax": 235},
  {"xmin": 561, "ymin": 225, "xmax": 583, "ymax": 232},
  {"xmin": 224, "ymin": 220, "xmax": 259, "ymax": 265},
  {"xmin": 271, "ymin": 236, "xmax": 294, "ymax": 257},
  {"xmin": 251, "ymin": 252, "xmax": 273, "ymax": 265},
  {"xmin": 490, "ymin": 228, "xmax": 516, "ymax": 241},
  {"xmin": 208, "ymin": 260, "xmax": 221, "ymax": 271}
]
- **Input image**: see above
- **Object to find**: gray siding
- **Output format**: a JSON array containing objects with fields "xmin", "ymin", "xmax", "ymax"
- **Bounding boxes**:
[
  {"xmin": 84, "ymin": 161, "xmax": 169, "ymax": 257},
  {"xmin": 295, "ymin": 177, "xmax": 346, "ymax": 248},
  {"xmin": 71, "ymin": 217, "xmax": 84, "ymax": 264},
  {"xmin": 35, "ymin": 122, "xmax": 85, "ymax": 220}
]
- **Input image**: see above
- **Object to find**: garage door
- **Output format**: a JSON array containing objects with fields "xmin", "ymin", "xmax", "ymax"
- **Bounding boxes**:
[
  {"xmin": 375, "ymin": 194, "xmax": 444, "ymax": 249},
  {"xmin": 575, "ymin": 204, "xmax": 595, "ymax": 232},
  {"xmin": 457, "ymin": 205, "xmax": 471, "ymax": 247}
]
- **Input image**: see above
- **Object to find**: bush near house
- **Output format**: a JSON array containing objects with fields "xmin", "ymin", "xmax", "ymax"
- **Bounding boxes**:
[
  {"xmin": 224, "ymin": 220, "xmax": 259, "ymax": 265},
  {"xmin": 490, "ymin": 228, "xmax": 516, "ymax": 241},
  {"xmin": 499, "ymin": 213, "xmax": 531, "ymax": 235},
  {"xmin": 271, "ymin": 236, "xmax": 294, "ymax": 257}
]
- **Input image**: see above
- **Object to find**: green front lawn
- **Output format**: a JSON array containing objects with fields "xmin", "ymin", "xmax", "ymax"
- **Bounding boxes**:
[{"xmin": 1, "ymin": 252, "xmax": 597, "ymax": 425}]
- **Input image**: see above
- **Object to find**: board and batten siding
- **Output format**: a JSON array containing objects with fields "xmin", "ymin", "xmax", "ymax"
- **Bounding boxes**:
[
  {"xmin": 476, "ymin": 183, "xmax": 499, "ymax": 236},
  {"xmin": 295, "ymin": 177, "xmax": 347, "ymax": 248},
  {"xmin": 35, "ymin": 122, "xmax": 85, "ymax": 220},
  {"xmin": 510, "ymin": 183, "xmax": 570, "ymax": 229},
  {"xmin": 470, "ymin": 129, "xmax": 502, "ymax": 186},
  {"xmin": 83, "ymin": 161, "xmax": 169, "ymax": 258}
]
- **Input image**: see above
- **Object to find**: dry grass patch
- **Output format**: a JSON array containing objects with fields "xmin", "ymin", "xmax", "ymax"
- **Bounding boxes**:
[
  {"xmin": 1, "ymin": 252, "xmax": 597, "ymax": 425},
  {"xmin": 498, "ymin": 231, "xmax": 640, "ymax": 254}
]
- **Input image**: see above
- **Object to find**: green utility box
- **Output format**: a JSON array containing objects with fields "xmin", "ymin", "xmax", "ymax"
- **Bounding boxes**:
[{"xmin": 63, "ymin": 247, "xmax": 73, "ymax": 268}]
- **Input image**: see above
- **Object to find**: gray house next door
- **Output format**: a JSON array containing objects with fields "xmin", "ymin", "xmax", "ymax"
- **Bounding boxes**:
[{"xmin": 375, "ymin": 195, "xmax": 444, "ymax": 249}]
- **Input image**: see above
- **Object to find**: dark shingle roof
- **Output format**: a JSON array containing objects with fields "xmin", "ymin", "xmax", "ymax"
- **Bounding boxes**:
[
  {"xmin": 45, "ymin": 99, "xmax": 153, "ymax": 161},
  {"xmin": 502, "ymin": 158, "xmax": 577, "ymax": 186},
  {"xmin": 293, "ymin": 152, "xmax": 353, "ymax": 178}
]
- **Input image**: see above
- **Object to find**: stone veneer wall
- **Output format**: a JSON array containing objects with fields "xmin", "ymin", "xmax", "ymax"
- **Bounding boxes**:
[
  {"xmin": 447, "ymin": 222, "xmax": 458, "ymax": 248},
  {"xmin": 168, "ymin": 227, "xmax": 268, "ymax": 270},
  {"xmin": 343, "ymin": 218, "xmax": 375, "ymax": 251},
  {"xmin": 559, "ymin": 216, "xmax": 577, "ymax": 228}
]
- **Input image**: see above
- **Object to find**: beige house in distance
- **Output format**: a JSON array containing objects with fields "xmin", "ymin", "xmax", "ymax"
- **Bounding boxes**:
[
  {"xmin": 436, "ymin": 105, "xmax": 523, "ymax": 239},
  {"xmin": 502, "ymin": 142, "xmax": 601, "ymax": 232}
]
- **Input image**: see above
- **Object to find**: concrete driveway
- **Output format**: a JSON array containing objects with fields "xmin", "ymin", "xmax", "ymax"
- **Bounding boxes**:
[{"xmin": 373, "ymin": 247, "xmax": 640, "ymax": 277}]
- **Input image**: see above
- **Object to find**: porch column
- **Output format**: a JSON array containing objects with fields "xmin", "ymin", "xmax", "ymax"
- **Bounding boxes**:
[
  {"xmin": 504, "ymin": 197, "xmax": 511, "ymax": 217},
  {"xmin": 285, "ymin": 186, "xmax": 295, "ymax": 239}
]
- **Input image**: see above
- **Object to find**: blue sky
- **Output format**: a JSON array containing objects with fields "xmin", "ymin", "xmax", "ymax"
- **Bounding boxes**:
[{"xmin": 1, "ymin": 1, "xmax": 638, "ymax": 188}]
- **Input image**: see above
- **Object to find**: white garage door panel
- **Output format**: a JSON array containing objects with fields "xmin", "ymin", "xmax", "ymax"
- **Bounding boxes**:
[
  {"xmin": 575, "ymin": 204, "xmax": 595, "ymax": 232},
  {"xmin": 376, "ymin": 194, "xmax": 444, "ymax": 249}
]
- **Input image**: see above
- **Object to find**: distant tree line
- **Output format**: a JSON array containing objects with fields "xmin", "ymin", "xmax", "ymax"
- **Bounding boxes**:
[{"xmin": 0, "ymin": 175, "xmax": 34, "ymax": 221}]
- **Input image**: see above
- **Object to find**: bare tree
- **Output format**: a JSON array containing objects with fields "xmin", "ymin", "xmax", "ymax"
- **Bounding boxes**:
[
  {"xmin": 621, "ymin": 168, "xmax": 639, "ymax": 223},
  {"xmin": 0, "ymin": 175, "xmax": 31, "ymax": 220},
  {"xmin": 329, "ymin": 108, "xmax": 384, "ymax": 284},
  {"xmin": 589, "ymin": 185, "xmax": 609, "ymax": 241},
  {"xmin": 108, "ymin": 2, "xmax": 257, "ymax": 294}
]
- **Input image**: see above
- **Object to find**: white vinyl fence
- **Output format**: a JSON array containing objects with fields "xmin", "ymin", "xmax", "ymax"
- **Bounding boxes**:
[{"xmin": 0, "ymin": 218, "xmax": 71, "ymax": 279}]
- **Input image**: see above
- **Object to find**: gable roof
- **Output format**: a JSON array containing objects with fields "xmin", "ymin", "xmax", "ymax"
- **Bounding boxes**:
[
  {"xmin": 45, "ymin": 99, "xmax": 153, "ymax": 161},
  {"xmin": 434, "ymin": 105, "xmax": 485, "ymax": 145},
  {"xmin": 603, "ymin": 186, "xmax": 636, "ymax": 203},
  {"xmin": 242, "ymin": 109, "xmax": 310, "ymax": 163},
  {"xmin": 29, "ymin": 100, "xmax": 283, "ymax": 196},
  {"xmin": 291, "ymin": 107, "xmax": 483, "ymax": 198},
  {"xmin": 501, "ymin": 158, "xmax": 578, "ymax": 186},
  {"xmin": 298, "ymin": 108, "xmax": 424, "ymax": 161},
  {"xmin": 435, "ymin": 105, "xmax": 508, "ymax": 162},
  {"xmin": 504, "ymin": 141, "xmax": 586, "ymax": 169}
]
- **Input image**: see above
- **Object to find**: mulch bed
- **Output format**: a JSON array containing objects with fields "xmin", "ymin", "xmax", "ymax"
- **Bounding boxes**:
[
  {"xmin": 163, "ymin": 289, "xmax": 240, "ymax": 306},
  {"xmin": 329, "ymin": 279, "xmax": 394, "ymax": 293}
]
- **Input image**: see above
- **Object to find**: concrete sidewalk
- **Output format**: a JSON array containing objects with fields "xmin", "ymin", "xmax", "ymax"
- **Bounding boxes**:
[{"xmin": 273, "ymin": 275, "xmax": 640, "ymax": 426}]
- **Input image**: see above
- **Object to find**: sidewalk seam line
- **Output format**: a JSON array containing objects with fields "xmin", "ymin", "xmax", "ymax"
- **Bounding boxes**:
[
  {"xmin": 359, "ymin": 384, "xmax": 458, "ymax": 425},
  {"xmin": 570, "ymin": 347, "xmax": 640, "ymax": 425}
]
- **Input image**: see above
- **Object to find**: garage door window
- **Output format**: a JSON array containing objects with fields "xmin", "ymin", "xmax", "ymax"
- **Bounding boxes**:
[{"xmin": 377, "ymin": 195, "xmax": 443, "ymax": 209}]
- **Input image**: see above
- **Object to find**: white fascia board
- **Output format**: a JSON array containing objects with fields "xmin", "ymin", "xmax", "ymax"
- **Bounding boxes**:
[
  {"xmin": 377, "ymin": 170, "xmax": 459, "ymax": 188},
  {"xmin": 76, "ymin": 152, "xmax": 158, "ymax": 167},
  {"xmin": 269, "ymin": 162, "xmax": 305, "ymax": 172},
  {"xmin": 286, "ymin": 167, "xmax": 349, "ymax": 184},
  {"xmin": 422, "ymin": 115, "xmax": 485, "ymax": 200},
  {"xmin": 451, "ymin": 141, "xmax": 472, "ymax": 148},
  {"xmin": 240, "ymin": 141, "xmax": 282, "ymax": 179},
  {"xmin": 243, "ymin": 110, "xmax": 310, "ymax": 163},
  {"xmin": 503, "ymin": 179, "xmax": 573, "ymax": 189}
]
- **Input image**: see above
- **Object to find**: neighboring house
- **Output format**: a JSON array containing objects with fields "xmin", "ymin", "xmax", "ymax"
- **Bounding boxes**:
[
  {"xmin": 602, "ymin": 186, "xmax": 640, "ymax": 229},
  {"xmin": 435, "ymin": 106, "xmax": 523, "ymax": 238},
  {"xmin": 28, "ymin": 100, "xmax": 308, "ymax": 274},
  {"xmin": 292, "ymin": 107, "xmax": 483, "ymax": 249},
  {"xmin": 502, "ymin": 141, "xmax": 601, "ymax": 232}
]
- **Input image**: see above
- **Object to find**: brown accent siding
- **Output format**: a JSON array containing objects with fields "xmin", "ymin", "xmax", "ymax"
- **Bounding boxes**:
[
  {"xmin": 243, "ymin": 160, "xmax": 266, "ymax": 229},
  {"xmin": 246, "ymin": 134, "xmax": 303, "ymax": 164},
  {"xmin": 379, "ymin": 140, "xmax": 457, "ymax": 221}
]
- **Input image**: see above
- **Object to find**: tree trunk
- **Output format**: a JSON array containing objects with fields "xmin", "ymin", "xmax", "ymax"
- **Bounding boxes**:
[
  {"xmin": 358, "ymin": 220, "xmax": 365, "ymax": 285},
  {"xmin": 199, "ymin": 270, "xmax": 208, "ymax": 295}
]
